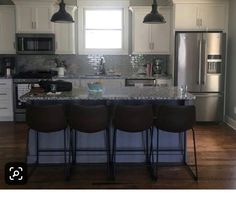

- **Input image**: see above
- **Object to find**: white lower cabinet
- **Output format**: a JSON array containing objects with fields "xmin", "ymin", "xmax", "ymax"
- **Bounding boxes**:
[{"xmin": 0, "ymin": 79, "xmax": 14, "ymax": 121}]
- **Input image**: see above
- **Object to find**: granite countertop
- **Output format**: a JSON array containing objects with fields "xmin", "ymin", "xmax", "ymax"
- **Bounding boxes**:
[
  {"xmin": 53, "ymin": 74, "xmax": 172, "ymax": 80},
  {"xmin": 20, "ymin": 86, "xmax": 195, "ymax": 102}
]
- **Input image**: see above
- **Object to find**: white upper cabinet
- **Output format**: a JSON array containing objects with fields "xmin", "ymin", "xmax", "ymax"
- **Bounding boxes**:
[
  {"xmin": 131, "ymin": 6, "xmax": 171, "ymax": 54},
  {"xmin": 54, "ymin": 6, "xmax": 77, "ymax": 54},
  {"xmin": 174, "ymin": 1, "xmax": 228, "ymax": 31},
  {"xmin": 13, "ymin": 0, "xmax": 54, "ymax": 33},
  {"xmin": 0, "ymin": 6, "xmax": 16, "ymax": 54}
]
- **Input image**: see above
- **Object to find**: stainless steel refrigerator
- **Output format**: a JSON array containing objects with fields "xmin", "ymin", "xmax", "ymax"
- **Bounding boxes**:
[{"xmin": 175, "ymin": 32, "xmax": 226, "ymax": 122}]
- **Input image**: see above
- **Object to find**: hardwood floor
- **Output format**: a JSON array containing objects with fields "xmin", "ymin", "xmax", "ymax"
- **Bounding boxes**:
[{"xmin": 0, "ymin": 122, "xmax": 236, "ymax": 189}]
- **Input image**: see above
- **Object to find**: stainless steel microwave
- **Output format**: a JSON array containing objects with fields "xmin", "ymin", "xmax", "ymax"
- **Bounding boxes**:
[{"xmin": 16, "ymin": 34, "xmax": 55, "ymax": 54}]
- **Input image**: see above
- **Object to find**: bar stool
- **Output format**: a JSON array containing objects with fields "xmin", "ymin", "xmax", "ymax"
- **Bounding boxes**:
[
  {"xmin": 26, "ymin": 104, "xmax": 69, "ymax": 180},
  {"xmin": 152, "ymin": 104, "xmax": 198, "ymax": 180},
  {"xmin": 111, "ymin": 104, "xmax": 153, "ymax": 179},
  {"xmin": 67, "ymin": 104, "xmax": 110, "ymax": 178}
]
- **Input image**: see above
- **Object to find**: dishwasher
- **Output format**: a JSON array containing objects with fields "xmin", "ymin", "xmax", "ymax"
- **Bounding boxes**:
[{"xmin": 125, "ymin": 78, "xmax": 156, "ymax": 87}]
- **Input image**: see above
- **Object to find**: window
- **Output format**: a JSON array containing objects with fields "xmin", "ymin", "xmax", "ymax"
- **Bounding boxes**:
[
  {"xmin": 85, "ymin": 9, "xmax": 123, "ymax": 49},
  {"xmin": 78, "ymin": 1, "xmax": 129, "ymax": 55}
]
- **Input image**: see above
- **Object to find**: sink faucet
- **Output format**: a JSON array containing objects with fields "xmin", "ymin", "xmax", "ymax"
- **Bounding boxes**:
[{"xmin": 97, "ymin": 56, "xmax": 106, "ymax": 75}]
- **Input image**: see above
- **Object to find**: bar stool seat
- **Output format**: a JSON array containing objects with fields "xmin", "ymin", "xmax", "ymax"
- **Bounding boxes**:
[
  {"xmin": 112, "ymin": 104, "xmax": 153, "ymax": 179},
  {"xmin": 67, "ymin": 104, "xmax": 110, "ymax": 178},
  {"xmin": 152, "ymin": 104, "xmax": 198, "ymax": 180},
  {"xmin": 26, "ymin": 104, "xmax": 69, "ymax": 180}
]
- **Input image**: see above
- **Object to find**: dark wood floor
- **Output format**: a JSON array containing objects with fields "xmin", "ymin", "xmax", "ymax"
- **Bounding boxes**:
[{"xmin": 0, "ymin": 122, "xmax": 236, "ymax": 189}]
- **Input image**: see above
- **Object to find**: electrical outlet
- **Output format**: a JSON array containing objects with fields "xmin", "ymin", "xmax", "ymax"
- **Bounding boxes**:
[{"xmin": 234, "ymin": 107, "xmax": 236, "ymax": 114}]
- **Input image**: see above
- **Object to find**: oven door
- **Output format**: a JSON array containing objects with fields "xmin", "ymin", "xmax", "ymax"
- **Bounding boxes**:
[{"xmin": 13, "ymin": 83, "xmax": 33, "ymax": 121}]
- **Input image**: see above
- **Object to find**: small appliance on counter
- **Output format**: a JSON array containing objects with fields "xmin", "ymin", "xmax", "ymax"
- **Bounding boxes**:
[{"xmin": 1, "ymin": 57, "xmax": 15, "ymax": 77}]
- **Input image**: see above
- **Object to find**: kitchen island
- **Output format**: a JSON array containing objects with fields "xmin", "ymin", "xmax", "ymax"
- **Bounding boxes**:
[{"xmin": 21, "ymin": 86, "xmax": 195, "ymax": 164}]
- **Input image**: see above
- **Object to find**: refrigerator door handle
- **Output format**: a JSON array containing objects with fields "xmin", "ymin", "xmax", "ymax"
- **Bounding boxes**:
[
  {"xmin": 198, "ymin": 40, "xmax": 202, "ymax": 85},
  {"xmin": 202, "ymin": 39, "xmax": 207, "ymax": 84}
]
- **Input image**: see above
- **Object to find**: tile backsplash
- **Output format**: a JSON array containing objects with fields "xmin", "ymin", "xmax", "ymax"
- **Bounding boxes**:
[{"xmin": 1, "ymin": 54, "xmax": 169, "ymax": 76}]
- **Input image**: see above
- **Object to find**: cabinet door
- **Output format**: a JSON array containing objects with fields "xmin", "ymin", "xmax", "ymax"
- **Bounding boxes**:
[
  {"xmin": 55, "ymin": 6, "xmax": 76, "ymax": 54},
  {"xmin": 174, "ymin": 4, "xmax": 199, "ymax": 29},
  {"xmin": 0, "ymin": 6, "xmax": 16, "ymax": 54},
  {"xmin": 199, "ymin": 4, "xmax": 226, "ymax": 30},
  {"xmin": 16, "ymin": 6, "xmax": 35, "ymax": 32},
  {"xmin": 35, "ymin": 6, "xmax": 54, "ymax": 33},
  {"xmin": 0, "ymin": 79, "xmax": 13, "ymax": 121},
  {"xmin": 132, "ymin": 8, "xmax": 152, "ymax": 54},
  {"xmin": 151, "ymin": 7, "xmax": 171, "ymax": 54}
]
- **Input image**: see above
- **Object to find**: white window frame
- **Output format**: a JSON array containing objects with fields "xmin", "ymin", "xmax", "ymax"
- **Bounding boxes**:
[{"xmin": 78, "ymin": 0, "xmax": 129, "ymax": 55}]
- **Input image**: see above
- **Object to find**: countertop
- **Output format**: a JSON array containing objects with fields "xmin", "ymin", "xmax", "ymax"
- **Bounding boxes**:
[
  {"xmin": 53, "ymin": 74, "xmax": 172, "ymax": 80},
  {"xmin": 20, "ymin": 86, "xmax": 195, "ymax": 102}
]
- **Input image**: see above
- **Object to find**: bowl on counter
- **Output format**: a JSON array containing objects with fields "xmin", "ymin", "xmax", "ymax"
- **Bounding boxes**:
[{"xmin": 87, "ymin": 82, "xmax": 103, "ymax": 93}]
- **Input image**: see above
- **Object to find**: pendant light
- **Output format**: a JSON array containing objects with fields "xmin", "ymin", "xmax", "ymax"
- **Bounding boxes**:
[
  {"xmin": 51, "ymin": 0, "xmax": 74, "ymax": 23},
  {"xmin": 143, "ymin": 0, "xmax": 166, "ymax": 24}
]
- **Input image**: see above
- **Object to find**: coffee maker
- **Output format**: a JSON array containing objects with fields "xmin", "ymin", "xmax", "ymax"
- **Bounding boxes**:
[{"xmin": 1, "ymin": 57, "xmax": 15, "ymax": 77}]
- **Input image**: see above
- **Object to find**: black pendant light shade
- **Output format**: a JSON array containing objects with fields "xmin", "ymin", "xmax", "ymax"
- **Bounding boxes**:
[
  {"xmin": 143, "ymin": 0, "xmax": 166, "ymax": 24},
  {"xmin": 51, "ymin": 0, "xmax": 74, "ymax": 23}
]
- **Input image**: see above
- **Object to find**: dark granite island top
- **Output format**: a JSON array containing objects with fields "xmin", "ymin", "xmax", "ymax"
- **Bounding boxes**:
[{"xmin": 20, "ymin": 86, "xmax": 195, "ymax": 103}]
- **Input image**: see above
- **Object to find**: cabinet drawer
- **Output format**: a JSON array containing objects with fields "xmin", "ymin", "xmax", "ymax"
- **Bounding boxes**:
[
  {"xmin": 0, "ymin": 101, "xmax": 11, "ymax": 116},
  {"xmin": 0, "ymin": 92, "xmax": 10, "ymax": 100}
]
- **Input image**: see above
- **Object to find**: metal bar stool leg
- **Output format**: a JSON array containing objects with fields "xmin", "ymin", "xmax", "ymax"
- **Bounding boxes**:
[
  {"xmin": 111, "ymin": 128, "xmax": 117, "ymax": 180},
  {"xmin": 25, "ymin": 128, "xmax": 30, "ymax": 164},
  {"xmin": 73, "ymin": 130, "xmax": 77, "ymax": 165},
  {"xmin": 184, "ymin": 129, "xmax": 198, "ymax": 181},
  {"xmin": 192, "ymin": 128, "xmax": 198, "ymax": 180},
  {"xmin": 105, "ymin": 128, "xmax": 111, "ymax": 179},
  {"xmin": 36, "ymin": 131, "xmax": 39, "ymax": 165},
  {"xmin": 64, "ymin": 129, "xmax": 70, "ymax": 180},
  {"xmin": 145, "ymin": 130, "xmax": 149, "ymax": 164},
  {"xmin": 155, "ymin": 128, "xmax": 160, "ymax": 181},
  {"xmin": 183, "ymin": 131, "xmax": 187, "ymax": 163}
]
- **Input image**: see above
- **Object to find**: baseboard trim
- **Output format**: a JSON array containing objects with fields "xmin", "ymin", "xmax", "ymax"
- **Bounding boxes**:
[{"xmin": 224, "ymin": 115, "xmax": 236, "ymax": 130}]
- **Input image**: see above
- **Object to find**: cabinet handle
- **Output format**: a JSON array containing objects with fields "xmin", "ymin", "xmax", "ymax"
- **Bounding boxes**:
[
  {"xmin": 0, "ymin": 93, "xmax": 7, "ymax": 95},
  {"xmin": 0, "ymin": 83, "xmax": 7, "ymax": 85},
  {"xmin": 199, "ymin": 19, "xmax": 202, "ymax": 27},
  {"xmin": 0, "ymin": 107, "xmax": 8, "ymax": 110}
]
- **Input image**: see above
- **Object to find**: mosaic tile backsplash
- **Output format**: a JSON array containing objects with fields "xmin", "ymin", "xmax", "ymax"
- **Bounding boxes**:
[{"xmin": 0, "ymin": 54, "xmax": 169, "ymax": 76}]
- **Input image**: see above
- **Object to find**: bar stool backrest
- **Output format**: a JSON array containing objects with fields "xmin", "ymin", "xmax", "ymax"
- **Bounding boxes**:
[
  {"xmin": 155, "ymin": 105, "xmax": 196, "ymax": 133},
  {"xmin": 67, "ymin": 104, "xmax": 108, "ymax": 132},
  {"xmin": 113, "ymin": 104, "xmax": 153, "ymax": 132},
  {"xmin": 26, "ymin": 104, "xmax": 67, "ymax": 132}
]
